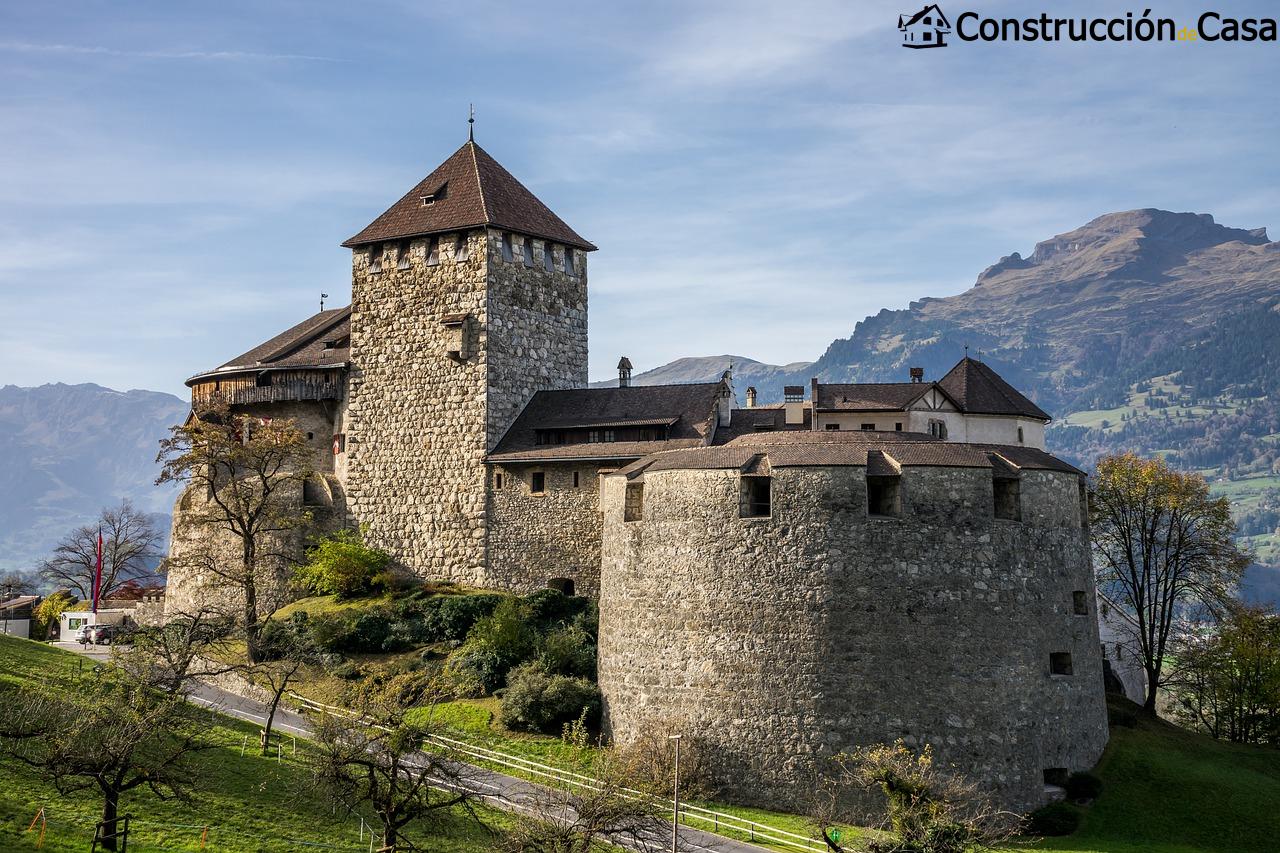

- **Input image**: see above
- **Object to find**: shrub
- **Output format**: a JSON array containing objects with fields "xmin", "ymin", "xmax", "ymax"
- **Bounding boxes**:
[
  {"xmin": 443, "ymin": 644, "xmax": 507, "ymax": 698},
  {"xmin": 465, "ymin": 598, "xmax": 538, "ymax": 668},
  {"xmin": 420, "ymin": 594, "xmax": 503, "ymax": 643},
  {"xmin": 523, "ymin": 588, "xmax": 588, "ymax": 627},
  {"xmin": 501, "ymin": 663, "xmax": 601, "ymax": 734},
  {"xmin": 537, "ymin": 624, "xmax": 597, "ymax": 680},
  {"xmin": 1065, "ymin": 771, "xmax": 1103, "ymax": 802},
  {"xmin": 296, "ymin": 528, "xmax": 391, "ymax": 599},
  {"xmin": 1028, "ymin": 802, "xmax": 1082, "ymax": 836}
]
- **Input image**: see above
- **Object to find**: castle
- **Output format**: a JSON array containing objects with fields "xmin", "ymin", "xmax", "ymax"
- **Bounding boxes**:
[{"xmin": 167, "ymin": 135, "xmax": 1108, "ymax": 813}]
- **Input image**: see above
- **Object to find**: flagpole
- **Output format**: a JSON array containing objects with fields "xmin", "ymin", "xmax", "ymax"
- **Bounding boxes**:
[{"xmin": 92, "ymin": 525, "xmax": 103, "ymax": 614}]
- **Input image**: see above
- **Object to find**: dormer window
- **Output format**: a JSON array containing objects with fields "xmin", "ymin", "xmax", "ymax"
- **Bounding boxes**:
[
  {"xmin": 396, "ymin": 240, "xmax": 413, "ymax": 270},
  {"xmin": 501, "ymin": 233, "xmax": 515, "ymax": 262},
  {"xmin": 425, "ymin": 237, "xmax": 440, "ymax": 267},
  {"xmin": 522, "ymin": 237, "xmax": 535, "ymax": 268},
  {"xmin": 368, "ymin": 245, "xmax": 384, "ymax": 274},
  {"xmin": 564, "ymin": 248, "xmax": 576, "ymax": 276},
  {"xmin": 454, "ymin": 233, "xmax": 470, "ymax": 262},
  {"xmin": 420, "ymin": 181, "xmax": 447, "ymax": 206},
  {"xmin": 543, "ymin": 242, "xmax": 555, "ymax": 273}
]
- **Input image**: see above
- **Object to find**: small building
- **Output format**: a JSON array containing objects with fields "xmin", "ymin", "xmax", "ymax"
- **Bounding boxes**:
[
  {"xmin": 898, "ymin": 4, "xmax": 952, "ymax": 48},
  {"xmin": 59, "ymin": 609, "xmax": 127, "ymax": 640},
  {"xmin": 0, "ymin": 595, "xmax": 40, "ymax": 639}
]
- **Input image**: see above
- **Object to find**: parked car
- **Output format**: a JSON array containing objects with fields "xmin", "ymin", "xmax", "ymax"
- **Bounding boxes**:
[
  {"xmin": 89, "ymin": 624, "xmax": 119, "ymax": 645},
  {"xmin": 73, "ymin": 624, "xmax": 93, "ymax": 644}
]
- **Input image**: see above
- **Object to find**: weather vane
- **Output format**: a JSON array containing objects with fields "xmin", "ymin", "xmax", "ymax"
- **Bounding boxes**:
[
  {"xmin": 321, "ymin": 292, "xmax": 329, "ymax": 311},
  {"xmin": 468, "ymin": 103, "xmax": 475, "ymax": 141}
]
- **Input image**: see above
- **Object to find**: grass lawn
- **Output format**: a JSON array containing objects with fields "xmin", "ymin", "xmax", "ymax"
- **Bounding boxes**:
[
  {"xmin": 0, "ymin": 636, "xmax": 507, "ymax": 853},
  {"xmin": 1009, "ymin": 699, "xmax": 1280, "ymax": 853}
]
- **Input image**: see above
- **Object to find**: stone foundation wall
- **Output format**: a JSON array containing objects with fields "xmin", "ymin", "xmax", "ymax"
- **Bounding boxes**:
[
  {"xmin": 487, "ymin": 462, "xmax": 605, "ymax": 596},
  {"xmin": 597, "ymin": 463, "xmax": 1108, "ymax": 815}
]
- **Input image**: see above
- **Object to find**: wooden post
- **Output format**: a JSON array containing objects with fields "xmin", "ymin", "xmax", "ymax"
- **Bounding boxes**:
[{"xmin": 200, "ymin": 825, "xmax": 208, "ymax": 849}]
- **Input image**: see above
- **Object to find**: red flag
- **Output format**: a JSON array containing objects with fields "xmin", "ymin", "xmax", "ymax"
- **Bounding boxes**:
[{"xmin": 92, "ymin": 526, "xmax": 103, "ymax": 614}]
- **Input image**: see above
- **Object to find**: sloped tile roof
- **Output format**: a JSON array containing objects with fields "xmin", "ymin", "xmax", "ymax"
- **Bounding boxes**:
[
  {"xmin": 342, "ymin": 141, "xmax": 595, "ymax": 250},
  {"xmin": 937, "ymin": 357, "xmax": 1051, "ymax": 421},
  {"xmin": 487, "ymin": 383, "xmax": 723, "ymax": 462},
  {"xmin": 814, "ymin": 382, "xmax": 932, "ymax": 411},
  {"xmin": 189, "ymin": 307, "xmax": 351, "ymax": 384}
]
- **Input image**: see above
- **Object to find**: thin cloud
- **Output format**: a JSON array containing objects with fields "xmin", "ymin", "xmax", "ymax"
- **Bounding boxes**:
[{"xmin": 0, "ymin": 41, "xmax": 343, "ymax": 62}]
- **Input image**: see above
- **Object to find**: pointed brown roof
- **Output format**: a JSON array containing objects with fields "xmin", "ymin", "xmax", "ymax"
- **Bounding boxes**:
[
  {"xmin": 937, "ymin": 357, "xmax": 1051, "ymax": 421},
  {"xmin": 342, "ymin": 141, "xmax": 596, "ymax": 250}
]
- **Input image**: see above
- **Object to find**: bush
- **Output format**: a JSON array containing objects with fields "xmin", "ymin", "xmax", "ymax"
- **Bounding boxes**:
[
  {"xmin": 420, "ymin": 594, "xmax": 503, "ymax": 643},
  {"xmin": 523, "ymin": 588, "xmax": 589, "ymax": 627},
  {"xmin": 296, "ymin": 528, "xmax": 392, "ymax": 599},
  {"xmin": 1028, "ymin": 802, "xmax": 1082, "ymax": 836},
  {"xmin": 465, "ymin": 598, "xmax": 538, "ymax": 668},
  {"xmin": 501, "ymin": 663, "xmax": 601, "ymax": 734},
  {"xmin": 537, "ymin": 624, "xmax": 597, "ymax": 680},
  {"xmin": 1065, "ymin": 771, "xmax": 1103, "ymax": 802},
  {"xmin": 443, "ymin": 644, "xmax": 507, "ymax": 698}
]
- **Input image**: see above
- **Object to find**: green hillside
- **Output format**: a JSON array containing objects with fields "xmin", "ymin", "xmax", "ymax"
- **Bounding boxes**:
[{"xmin": 0, "ymin": 636, "xmax": 503, "ymax": 852}]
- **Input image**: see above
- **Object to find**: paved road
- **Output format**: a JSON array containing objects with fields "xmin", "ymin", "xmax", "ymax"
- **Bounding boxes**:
[{"xmin": 55, "ymin": 642, "xmax": 782, "ymax": 853}]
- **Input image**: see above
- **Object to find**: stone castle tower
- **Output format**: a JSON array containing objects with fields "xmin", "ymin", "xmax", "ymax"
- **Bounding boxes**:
[{"xmin": 341, "ymin": 139, "xmax": 596, "ymax": 586}]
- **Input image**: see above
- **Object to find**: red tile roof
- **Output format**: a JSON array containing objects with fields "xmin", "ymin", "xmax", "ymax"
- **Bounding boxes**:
[{"xmin": 342, "ymin": 141, "xmax": 595, "ymax": 250}]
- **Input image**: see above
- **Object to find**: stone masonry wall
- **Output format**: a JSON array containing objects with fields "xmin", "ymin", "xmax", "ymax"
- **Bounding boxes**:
[
  {"xmin": 597, "ymin": 464, "xmax": 1108, "ymax": 815},
  {"xmin": 164, "ymin": 399, "xmax": 347, "ymax": 620},
  {"xmin": 344, "ymin": 230, "xmax": 588, "ymax": 588},
  {"xmin": 487, "ymin": 462, "xmax": 605, "ymax": 596}
]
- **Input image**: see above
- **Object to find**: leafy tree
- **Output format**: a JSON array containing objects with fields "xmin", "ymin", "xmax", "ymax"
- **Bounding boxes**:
[
  {"xmin": 157, "ymin": 398, "xmax": 313, "ymax": 663},
  {"xmin": 0, "ymin": 667, "xmax": 207, "ymax": 851},
  {"xmin": 296, "ymin": 528, "xmax": 391, "ymax": 598},
  {"xmin": 1168, "ymin": 605, "xmax": 1280, "ymax": 744},
  {"xmin": 1091, "ymin": 453, "xmax": 1251, "ymax": 712},
  {"xmin": 38, "ymin": 500, "xmax": 161, "ymax": 602},
  {"xmin": 33, "ymin": 591, "xmax": 75, "ymax": 639}
]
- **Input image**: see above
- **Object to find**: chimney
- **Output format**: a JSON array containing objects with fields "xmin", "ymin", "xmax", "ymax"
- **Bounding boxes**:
[
  {"xmin": 617, "ymin": 356, "xmax": 633, "ymax": 388},
  {"xmin": 783, "ymin": 385, "xmax": 805, "ymax": 426},
  {"xmin": 910, "ymin": 367, "xmax": 924, "ymax": 384},
  {"xmin": 745, "ymin": 387, "xmax": 757, "ymax": 408}
]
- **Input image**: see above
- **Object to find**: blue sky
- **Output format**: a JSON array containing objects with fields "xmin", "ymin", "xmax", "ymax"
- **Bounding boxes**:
[{"xmin": 1, "ymin": 1, "xmax": 1278, "ymax": 396}]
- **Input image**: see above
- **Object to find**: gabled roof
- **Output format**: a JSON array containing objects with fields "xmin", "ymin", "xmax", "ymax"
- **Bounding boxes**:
[
  {"xmin": 900, "ymin": 4, "xmax": 950, "ymax": 29},
  {"xmin": 488, "ymin": 383, "xmax": 723, "ymax": 462},
  {"xmin": 937, "ymin": 358, "xmax": 1051, "ymax": 421},
  {"xmin": 814, "ymin": 382, "xmax": 938, "ymax": 412},
  {"xmin": 342, "ymin": 141, "xmax": 595, "ymax": 251},
  {"xmin": 188, "ymin": 307, "xmax": 351, "ymax": 385}
]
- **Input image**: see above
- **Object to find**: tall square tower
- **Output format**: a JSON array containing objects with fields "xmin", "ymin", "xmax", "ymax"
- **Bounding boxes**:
[{"xmin": 341, "ymin": 139, "xmax": 594, "ymax": 585}]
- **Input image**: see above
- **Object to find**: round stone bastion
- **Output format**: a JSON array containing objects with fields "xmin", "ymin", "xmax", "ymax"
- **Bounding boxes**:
[{"xmin": 596, "ymin": 434, "xmax": 1109, "ymax": 815}]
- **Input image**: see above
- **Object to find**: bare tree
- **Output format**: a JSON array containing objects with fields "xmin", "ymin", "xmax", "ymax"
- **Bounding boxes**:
[
  {"xmin": 1091, "ymin": 453, "xmax": 1251, "ymax": 712},
  {"xmin": 0, "ymin": 668, "xmax": 208, "ymax": 851},
  {"xmin": 254, "ymin": 615, "xmax": 320, "ymax": 754},
  {"xmin": 157, "ymin": 398, "xmax": 313, "ymax": 663},
  {"xmin": 0, "ymin": 569, "xmax": 38, "ymax": 599},
  {"xmin": 498, "ymin": 747, "xmax": 676, "ymax": 853},
  {"xmin": 308, "ymin": 682, "xmax": 488, "ymax": 852},
  {"xmin": 38, "ymin": 500, "xmax": 161, "ymax": 602},
  {"xmin": 113, "ymin": 608, "xmax": 243, "ymax": 694}
]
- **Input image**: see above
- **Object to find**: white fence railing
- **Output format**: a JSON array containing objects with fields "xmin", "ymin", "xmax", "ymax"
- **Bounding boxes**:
[{"xmin": 288, "ymin": 693, "xmax": 828, "ymax": 853}]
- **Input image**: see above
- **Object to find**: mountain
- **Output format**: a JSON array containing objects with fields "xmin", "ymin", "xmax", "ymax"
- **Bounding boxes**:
[
  {"xmin": 0, "ymin": 384, "xmax": 188, "ymax": 573},
  {"xmin": 590, "ymin": 355, "xmax": 812, "ymax": 389},
  {"xmin": 628, "ymin": 209, "xmax": 1280, "ymax": 603}
]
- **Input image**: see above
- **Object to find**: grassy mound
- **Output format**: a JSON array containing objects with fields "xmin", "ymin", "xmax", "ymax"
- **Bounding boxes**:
[
  {"xmin": 0, "ymin": 636, "xmax": 503, "ymax": 852},
  {"xmin": 1021, "ymin": 696, "xmax": 1280, "ymax": 853}
]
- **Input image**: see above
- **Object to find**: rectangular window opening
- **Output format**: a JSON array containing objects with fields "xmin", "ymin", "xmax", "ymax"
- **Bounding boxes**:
[
  {"xmin": 495, "ymin": 472, "xmax": 504, "ymax": 490},
  {"xmin": 454, "ymin": 233, "xmax": 470, "ymax": 262},
  {"xmin": 825, "ymin": 424, "xmax": 841, "ymax": 431},
  {"xmin": 572, "ymin": 471, "xmax": 580, "ymax": 489},
  {"xmin": 1050, "ymin": 652, "xmax": 1073, "ymax": 676},
  {"xmin": 425, "ymin": 237, "xmax": 440, "ymax": 266},
  {"xmin": 530, "ymin": 472, "xmax": 546, "ymax": 494},
  {"xmin": 522, "ymin": 238, "xmax": 535, "ymax": 267},
  {"xmin": 564, "ymin": 248, "xmax": 576, "ymax": 276},
  {"xmin": 368, "ymin": 245, "xmax": 383, "ymax": 274},
  {"xmin": 624, "ymin": 482, "xmax": 644, "ymax": 522},
  {"xmin": 867, "ymin": 475, "xmax": 901, "ymax": 518},
  {"xmin": 501, "ymin": 233, "xmax": 515, "ymax": 262},
  {"xmin": 1072, "ymin": 591, "xmax": 1088, "ymax": 616},
  {"xmin": 740, "ymin": 476, "xmax": 772, "ymax": 518},
  {"xmin": 993, "ymin": 476, "xmax": 1022, "ymax": 521},
  {"xmin": 397, "ymin": 240, "xmax": 413, "ymax": 270},
  {"xmin": 543, "ymin": 242, "xmax": 555, "ymax": 273},
  {"xmin": 860, "ymin": 423, "xmax": 875, "ymax": 431},
  {"xmin": 895, "ymin": 422, "xmax": 903, "ymax": 431}
]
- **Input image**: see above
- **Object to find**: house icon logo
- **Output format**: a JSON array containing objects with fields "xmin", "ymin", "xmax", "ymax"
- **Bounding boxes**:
[{"xmin": 898, "ymin": 4, "xmax": 951, "ymax": 48}]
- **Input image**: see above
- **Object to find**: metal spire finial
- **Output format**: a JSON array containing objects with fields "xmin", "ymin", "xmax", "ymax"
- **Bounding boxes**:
[
  {"xmin": 320, "ymin": 292, "xmax": 329, "ymax": 312},
  {"xmin": 468, "ymin": 104, "xmax": 475, "ymax": 141}
]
